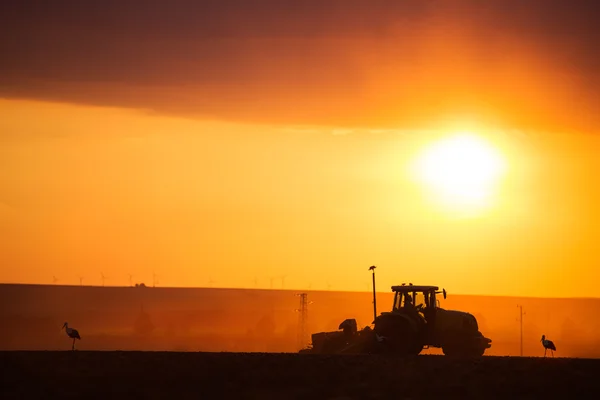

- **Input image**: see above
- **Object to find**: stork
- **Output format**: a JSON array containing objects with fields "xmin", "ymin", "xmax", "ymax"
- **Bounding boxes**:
[
  {"xmin": 541, "ymin": 334, "xmax": 556, "ymax": 357},
  {"xmin": 62, "ymin": 322, "xmax": 81, "ymax": 350}
]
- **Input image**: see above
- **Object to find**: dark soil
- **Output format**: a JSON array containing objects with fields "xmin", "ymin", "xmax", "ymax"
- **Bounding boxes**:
[{"xmin": 2, "ymin": 352, "xmax": 599, "ymax": 399}]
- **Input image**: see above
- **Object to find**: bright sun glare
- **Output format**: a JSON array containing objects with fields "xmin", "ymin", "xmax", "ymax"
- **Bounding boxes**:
[{"xmin": 412, "ymin": 133, "xmax": 506, "ymax": 213}]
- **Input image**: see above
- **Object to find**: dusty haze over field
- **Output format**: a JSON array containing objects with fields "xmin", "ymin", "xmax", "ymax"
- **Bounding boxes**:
[
  {"xmin": 1, "ymin": 1, "xmax": 599, "ymax": 299},
  {"xmin": 1, "ymin": 285, "xmax": 599, "ymax": 358}
]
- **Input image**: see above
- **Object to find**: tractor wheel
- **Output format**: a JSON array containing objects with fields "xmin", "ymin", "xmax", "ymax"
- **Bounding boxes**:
[
  {"xmin": 442, "ymin": 345, "xmax": 459, "ymax": 357},
  {"xmin": 374, "ymin": 316, "xmax": 418, "ymax": 356},
  {"xmin": 465, "ymin": 346, "xmax": 485, "ymax": 357},
  {"xmin": 410, "ymin": 343, "xmax": 424, "ymax": 356},
  {"xmin": 470, "ymin": 347, "xmax": 485, "ymax": 357}
]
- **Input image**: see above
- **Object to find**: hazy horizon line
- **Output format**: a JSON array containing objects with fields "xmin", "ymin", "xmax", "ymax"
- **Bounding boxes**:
[{"xmin": 1, "ymin": 282, "xmax": 598, "ymax": 301}]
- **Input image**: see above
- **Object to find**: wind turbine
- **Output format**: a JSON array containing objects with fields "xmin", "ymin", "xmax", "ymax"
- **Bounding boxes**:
[
  {"xmin": 78, "ymin": 276, "xmax": 84, "ymax": 286},
  {"xmin": 208, "ymin": 276, "xmax": 216, "ymax": 288},
  {"xmin": 279, "ymin": 275, "xmax": 287, "ymax": 289},
  {"xmin": 52, "ymin": 276, "xmax": 58, "ymax": 285},
  {"xmin": 128, "ymin": 273, "xmax": 133, "ymax": 287},
  {"xmin": 152, "ymin": 271, "xmax": 159, "ymax": 288},
  {"xmin": 100, "ymin": 272, "xmax": 107, "ymax": 287}
]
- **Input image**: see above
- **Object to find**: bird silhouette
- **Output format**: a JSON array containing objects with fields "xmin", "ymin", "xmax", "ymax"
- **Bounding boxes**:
[
  {"xmin": 541, "ymin": 334, "xmax": 556, "ymax": 357},
  {"xmin": 62, "ymin": 322, "xmax": 81, "ymax": 351}
]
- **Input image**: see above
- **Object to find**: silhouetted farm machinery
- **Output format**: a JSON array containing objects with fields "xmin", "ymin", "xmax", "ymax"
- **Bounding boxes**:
[{"xmin": 300, "ymin": 270, "xmax": 491, "ymax": 357}]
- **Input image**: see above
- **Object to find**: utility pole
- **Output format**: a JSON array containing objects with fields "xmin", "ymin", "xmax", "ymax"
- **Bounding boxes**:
[
  {"xmin": 517, "ymin": 304, "xmax": 525, "ymax": 356},
  {"xmin": 296, "ymin": 293, "xmax": 309, "ymax": 350},
  {"xmin": 369, "ymin": 266, "xmax": 377, "ymax": 322}
]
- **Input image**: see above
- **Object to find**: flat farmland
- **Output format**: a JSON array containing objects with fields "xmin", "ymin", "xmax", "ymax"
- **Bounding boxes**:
[{"xmin": 2, "ymin": 352, "xmax": 599, "ymax": 399}]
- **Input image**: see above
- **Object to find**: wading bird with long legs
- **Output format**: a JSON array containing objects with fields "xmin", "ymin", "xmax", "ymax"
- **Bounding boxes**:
[
  {"xmin": 62, "ymin": 322, "xmax": 81, "ymax": 350},
  {"xmin": 541, "ymin": 334, "xmax": 556, "ymax": 357}
]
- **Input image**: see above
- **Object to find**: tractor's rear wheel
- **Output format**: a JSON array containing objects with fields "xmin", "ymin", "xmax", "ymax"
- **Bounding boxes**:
[
  {"xmin": 374, "ymin": 316, "xmax": 418, "ymax": 356},
  {"xmin": 410, "ymin": 342, "xmax": 424, "ymax": 356}
]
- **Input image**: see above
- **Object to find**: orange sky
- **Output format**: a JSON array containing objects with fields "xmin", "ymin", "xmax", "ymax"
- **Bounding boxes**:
[
  {"xmin": 1, "ymin": 99, "xmax": 598, "ymax": 297},
  {"xmin": 1, "ymin": 1, "xmax": 599, "ymax": 297}
]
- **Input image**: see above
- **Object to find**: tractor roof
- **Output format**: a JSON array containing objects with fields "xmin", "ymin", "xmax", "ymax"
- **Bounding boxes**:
[{"xmin": 391, "ymin": 285, "xmax": 439, "ymax": 293}]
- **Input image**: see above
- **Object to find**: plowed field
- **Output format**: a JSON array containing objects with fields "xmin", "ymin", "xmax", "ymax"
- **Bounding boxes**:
[{"xmin": 2, "ymin": 352, "xmax": 599, "ymax": 399}]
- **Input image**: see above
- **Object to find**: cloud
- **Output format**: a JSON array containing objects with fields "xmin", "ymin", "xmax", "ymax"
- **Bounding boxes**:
[{"xmin": 1, "ymin": 1, "xmax": 599, "ymax": 132}]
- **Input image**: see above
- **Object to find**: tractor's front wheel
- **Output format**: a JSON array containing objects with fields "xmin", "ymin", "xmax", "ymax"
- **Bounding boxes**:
[{"xmin": 469, "ymin": 347, "xmax": 485, "ymax": 357}]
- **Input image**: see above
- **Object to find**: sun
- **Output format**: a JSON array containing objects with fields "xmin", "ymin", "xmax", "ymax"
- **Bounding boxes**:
[{"xmin": 411, "ymin": 133, "xmax": 506, "ymax": 214}]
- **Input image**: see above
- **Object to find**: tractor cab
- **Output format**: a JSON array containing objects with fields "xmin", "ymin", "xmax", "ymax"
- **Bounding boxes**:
[{"xmin": 391, "ymin": 285, "xmax": 447, "ymax": 316}]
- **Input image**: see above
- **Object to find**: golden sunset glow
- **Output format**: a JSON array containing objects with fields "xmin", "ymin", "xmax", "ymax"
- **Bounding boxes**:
[
  {"xmin": 412, "ymin": 134, "xmax": 506, "ymax": 214},
  {"xmin": 1, "ymin": 1, "xmax": 599, "ymax": 301}
]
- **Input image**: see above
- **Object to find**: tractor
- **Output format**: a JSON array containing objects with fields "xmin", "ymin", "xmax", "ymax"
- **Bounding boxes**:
[{"xmin": 301, "ymin": 284, "xmax": 492, "ymax": 357}]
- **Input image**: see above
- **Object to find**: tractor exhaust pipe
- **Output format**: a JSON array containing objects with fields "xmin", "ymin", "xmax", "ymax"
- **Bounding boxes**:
[{"xmin": 369, "ymin": 266, "xmax": 377, "ymax": 322}]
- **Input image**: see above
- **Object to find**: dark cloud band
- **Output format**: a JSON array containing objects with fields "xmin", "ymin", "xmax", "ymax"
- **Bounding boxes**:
[{"xmin": 1, "ymin": 0, "xmax": 598, "ymax": 132}]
